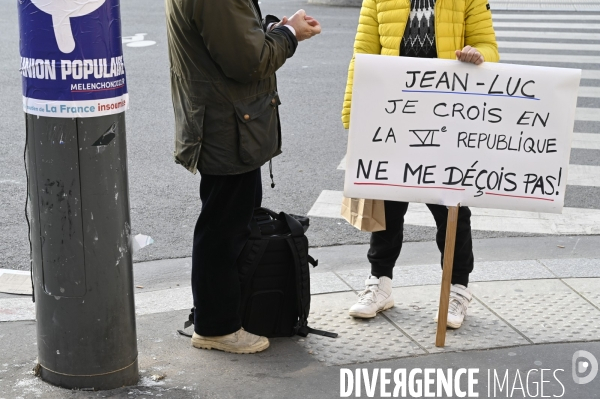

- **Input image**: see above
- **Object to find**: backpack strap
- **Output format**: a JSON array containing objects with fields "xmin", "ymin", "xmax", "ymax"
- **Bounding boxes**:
[
  {"xmin": 255, "ymin": 206, "xmax": 279, "ymax": 220},
  {"xmin": 297, "ymin": 325, "xmax": 338, "ymax": 339},
  {"xmin": 281, "ymin": 213, "xmax": 337, "ymax": 339},
  {"xmin": 177, "ymin": 308, "xmax": 195, "ymax": 337},
  {"xmin": 283, "ymin": 213, "xmax": 312, "ymax": 327},
  {"xmin": 248, "ymin": 215, "xmax": 263, "ymax": 240},
  {"xmin": 286, "ymin": 237, "xmax": 309, "ymax": 327},
  {"xmin": 282, "ymin": 212, "xmax": 304, "ymax": 237}
]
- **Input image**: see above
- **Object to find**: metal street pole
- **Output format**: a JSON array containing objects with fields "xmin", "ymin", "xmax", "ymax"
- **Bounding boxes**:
[{"xmin": 19, "ymin": 0, "xmax": 138, "ymax": 390}]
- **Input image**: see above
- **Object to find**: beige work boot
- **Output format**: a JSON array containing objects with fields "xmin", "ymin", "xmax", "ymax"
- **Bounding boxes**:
[{"xmin": 191, "ymin": 328, "xmax": 269, "ymax": 354}]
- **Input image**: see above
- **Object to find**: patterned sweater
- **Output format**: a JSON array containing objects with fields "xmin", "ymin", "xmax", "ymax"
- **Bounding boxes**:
[{"xmin": 400, "ymin": 0, "xmax": 437, "ymax": 58}]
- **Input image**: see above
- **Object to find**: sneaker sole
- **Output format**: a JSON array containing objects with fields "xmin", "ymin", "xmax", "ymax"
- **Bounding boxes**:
[
  {"xmin": 446, "ymin": 321, "xmax": 462, "ymax": 329},
  {"xmin": 434, "ymin": 316, "xmax": 464, "ymax": 329},
  {"xmin": 191, "ymin": 339, "xmax": 270, "ymax": 354},
  {"xmin": 349, "ymin": 301, "xmax": 394, "ymax": 319}
]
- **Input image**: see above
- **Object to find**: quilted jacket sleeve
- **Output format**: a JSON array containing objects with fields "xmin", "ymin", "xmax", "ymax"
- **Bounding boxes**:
[
  {"xmin": 194, "ymin": 0, "xmax": 297, "ymax": 84},
  {"xmin": 464, "ymin": 0, "xmax": 499, "ymax": 63},
  {"xmin": 342, "ymin": 0, "xmax": 381, "ymax": 129}
]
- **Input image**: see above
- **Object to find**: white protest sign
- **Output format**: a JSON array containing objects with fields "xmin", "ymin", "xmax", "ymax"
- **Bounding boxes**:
[{"xmin": 344, "ymin": 54, "xmax": 581, "ymax": 213}]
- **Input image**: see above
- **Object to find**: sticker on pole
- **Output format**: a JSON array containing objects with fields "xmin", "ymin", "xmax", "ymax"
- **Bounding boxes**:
[
  {"xmin": 18, "ymin": 0, "xmax": 129, "ymax": 118},
  {"xmin": 344, "ymin": 55, "xmax": 581, "ymax": 214}
]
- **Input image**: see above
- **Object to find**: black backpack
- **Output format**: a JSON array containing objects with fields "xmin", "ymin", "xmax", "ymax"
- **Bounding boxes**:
[{"xmin": 178, "ymin": 207, "xmax": 336, "ymax": 339}]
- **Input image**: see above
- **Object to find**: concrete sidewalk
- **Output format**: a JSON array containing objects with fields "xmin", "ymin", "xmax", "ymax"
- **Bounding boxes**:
[{"xmin": 1, "ymin": 236, "xmax": 599, "ymax": 398}]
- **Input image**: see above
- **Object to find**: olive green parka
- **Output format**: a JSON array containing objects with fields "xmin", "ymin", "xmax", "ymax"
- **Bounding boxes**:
[{"xmin": 165, "ymin": 0, "xmax": 297, "ymax": 174}]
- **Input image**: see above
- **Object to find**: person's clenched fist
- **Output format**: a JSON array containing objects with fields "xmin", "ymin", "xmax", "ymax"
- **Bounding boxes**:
[
  {"xmin": 287, "ymin": 9, "xmax": 321, "ymax": 41},
  {"xmin": 455, "ymin": 45, "xmax": 484, "ymax": 65}
]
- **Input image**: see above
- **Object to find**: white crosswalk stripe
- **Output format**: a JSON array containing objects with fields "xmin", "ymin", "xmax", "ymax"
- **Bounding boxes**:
[
  {"xmin": 576, "ymin": 108, "xmax": 600, "ymax": 122},
  {"xmin": 489, "ymin": 0, "xmax": 600, "ymax": 12},
  {"xmin": 492, "ymin": 14, "xmax": 600, "ymax": 20},
  {"xmin": 568, "ymin": 165, "xmax": 600, "ymax": 187},
  {"xmin": 498, "ymin": 41, "xmax": 600, "ymax": 51},
  {"xmin": 316, "ymin": 13, "xmax": 600, "ymax": 236},
  {"xmin": 501, "ymin": 53, "xmax": 600, "ymax": 64},
  {"xmin": 494, "ymin": 22, "xmax": 600, "ymax": 29},
  {"xmin": 495, "ymin": 31, "xmax": 600, "ymax": 41},
  {"xmin": 582, "ymin": 70, "xmax": 600, "ymax": 80},
  {"xmin": 579, "ymin": 87, "xmax": 600, "ymax": 98},
  {"xmin": 572, "ymin": 133, "xmax": 600, "ymax": 150}
]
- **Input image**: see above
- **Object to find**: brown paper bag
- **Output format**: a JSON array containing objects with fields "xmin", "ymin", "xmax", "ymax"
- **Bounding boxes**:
[{"xmin": 340, "ymin": 197, "xmax": 386, "ymax": 232}]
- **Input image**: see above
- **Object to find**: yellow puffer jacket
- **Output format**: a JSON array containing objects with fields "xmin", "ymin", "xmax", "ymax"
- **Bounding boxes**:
[{"xmin": 342, "ymin": 0, "xmax": 499, "ymax": 128}]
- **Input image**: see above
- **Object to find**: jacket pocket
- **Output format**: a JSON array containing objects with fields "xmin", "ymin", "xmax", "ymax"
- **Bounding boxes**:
[
  {"xmin": 172, "ymin": 79, "xmax": 205, "ymax": 173},
  {"xmin": 234, "ymin": 91, "xmax": 281, "ymax": 165}
]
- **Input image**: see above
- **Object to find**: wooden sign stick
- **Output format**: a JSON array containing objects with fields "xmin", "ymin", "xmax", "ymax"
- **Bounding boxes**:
[{"xmin": 435, "ymin": 204, "xmax": 460, "ymax": 348}]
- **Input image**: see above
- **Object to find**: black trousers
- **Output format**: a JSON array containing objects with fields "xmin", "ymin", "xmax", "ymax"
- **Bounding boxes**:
[
  {"xmin": 192, "ymin": 168, "xmax": 262, "ymax": 336},
  {"xmin": 368, "ymin": 201, "xmax": 474, "ymax": 287}
]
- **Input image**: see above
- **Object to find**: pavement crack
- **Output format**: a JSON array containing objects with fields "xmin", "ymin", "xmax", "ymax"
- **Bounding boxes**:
[
  {"xmin": 332, "ymin": 271, "xmax": 357, "ymax": 294},
  {"xmin": 330, "ymin": 271, "xmax": 430, "ymax": 354},
  {"xmin": 571, "ymin": 237, "xmax": 581, "ymax": 255},
  {"xmin": 379, "ymin": 312, "xmax": 430, "ymax": 354},
  {"xmin": 559, "ymin": 278, "xmax": 600, "ymax": 312},
  {"xmin": 471, "ymin": 294, "xmax": 535, "ymax": 345},
  {"xmin": 535, "ymin": 259, "xmax": 559, "ymax": 278}
]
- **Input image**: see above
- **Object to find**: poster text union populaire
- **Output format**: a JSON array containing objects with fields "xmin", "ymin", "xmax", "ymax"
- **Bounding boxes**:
[
  {"xmin": 18, "ymin": 0, "xmax": 128, "ymax": 118},
  {"xmin": 344, "ymin": 54, "xmax": 581, "ymax": 214}
]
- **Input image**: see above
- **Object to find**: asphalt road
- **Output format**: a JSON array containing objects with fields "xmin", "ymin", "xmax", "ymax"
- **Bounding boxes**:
[{"xmin": 1, "ymin": 0, "xmax": 599, "ymax": 270}]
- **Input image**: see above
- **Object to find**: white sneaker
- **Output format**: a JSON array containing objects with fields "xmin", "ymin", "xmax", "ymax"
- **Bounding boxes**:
[
  {"xmin": 435, "ymin": 284, "xmax": 472, "ymax": 329},
  {"xmin": 349, "ymin": 276, "xmax": 394, "ymax": 318}
]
